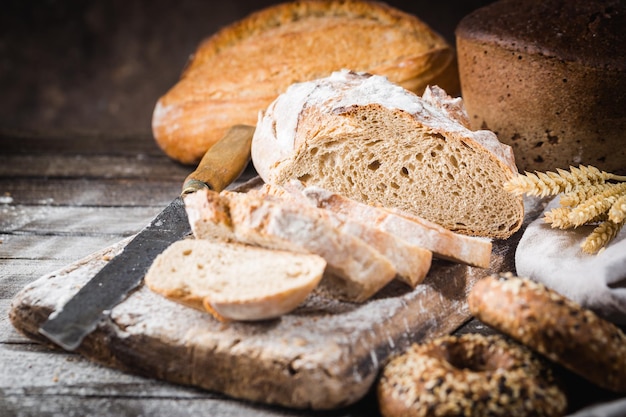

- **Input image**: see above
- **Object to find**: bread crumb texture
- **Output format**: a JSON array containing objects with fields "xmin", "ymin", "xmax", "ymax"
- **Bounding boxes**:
[{"xmin": 144, "ymin": 239, "xmax": 326, "ymax": 321}]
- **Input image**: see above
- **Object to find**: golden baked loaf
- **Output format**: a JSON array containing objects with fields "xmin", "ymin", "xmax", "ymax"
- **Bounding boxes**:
[
  {"xmin": 456, "ymin": 0, "xmax": 626, "ymax": 175},
  {"xmin": 252, "ymin": 70, "xmax": 523, "ymax": 239},
  {"xmin": 152, "ymin": 0, "xmax": 458, "ymax": 164}
]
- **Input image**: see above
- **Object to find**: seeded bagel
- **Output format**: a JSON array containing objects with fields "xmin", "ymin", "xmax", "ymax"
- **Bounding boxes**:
[{"xmin": 377, "ymin": 333, "xmax": 566, "ymax": 417}]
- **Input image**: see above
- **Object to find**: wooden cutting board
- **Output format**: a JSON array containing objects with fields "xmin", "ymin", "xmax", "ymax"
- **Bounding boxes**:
[{"xmin": 9, "ymin": 198, "xmax": 538, "ymax": 411}]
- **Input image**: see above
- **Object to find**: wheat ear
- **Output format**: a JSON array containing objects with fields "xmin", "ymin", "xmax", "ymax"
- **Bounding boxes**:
[
  {"xmin": 568, "ymin": 165, "xmax": 626, "ymax": 183},
  {"xmin": 504, "ymin": 164, "xmax": 622, "ymax": 197},
  {"xmin": 609, "ymin": 194, "xmax": 626, "ymax": 224},
  {"xmin": 544, "ymin": 207, "xmax": 573, "ymax": 229},
  {"xmin": 559, "ymin": 183, "xmax": 615, "ymax": 207},
  {"xmin": 545, "ymin": 207, "xmax": 608, "ymax": 229},
  {"xmin": 568, "ymin": 183, "xmax": 626, "ymax": 227},
  {"xmin": 581, "ymin": 219, "xmax": 625, "ymax": 254}
]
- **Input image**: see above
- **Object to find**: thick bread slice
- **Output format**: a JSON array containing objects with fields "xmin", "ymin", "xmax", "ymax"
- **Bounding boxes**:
[
  {"xmin": 144, "ymin": 239, "xmax": 326, "ymax": 321},
  {"xmin": 152, "ymin": 0, "xmax": 458, "ymax": 164},
  {"xmin": 261, "ymin": 183, "xmax": 432, "ymax": 288},
  {"xmin": 251, "ymin": 70, "xmax": 524, "ymax": 239},
  {"xmin": 287, "ymin": 183, "xmax": 492, "ymax": 268},
  {"xmin": 184, "ymin": 189, "xmax": 397, "ymax": 302}
]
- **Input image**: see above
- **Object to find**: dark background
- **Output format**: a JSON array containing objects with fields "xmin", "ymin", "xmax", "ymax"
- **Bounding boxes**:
[{"xmin": 0, "ymin": 0, "xmax": 495, "ymax": 139}]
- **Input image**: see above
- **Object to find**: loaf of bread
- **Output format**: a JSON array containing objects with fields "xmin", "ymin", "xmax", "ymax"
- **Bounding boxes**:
[
  {"xmin": 279, "ymin": 181, "xmax": 492, "ymax": 268},
  {"xmin": 152, "ymin": 0, "xmax": 458, "ymax": 164},
  {"xmin": 252, "ymin": 70, "xmax": 523, "ymax": 239},
  {"xmin": 144, "ymin": 239, "xmax": 326, "ymax": 321},
  {"xmin": 184, "ymin": 189, "xmax": 397, "ymax": 302},
  {"xmin": 456, "ymin": 0, "xmax": 626, "ymax": 175},
  {"xmin": 260, "ymin": 183, "xmax": 433, "ymax": 288}
]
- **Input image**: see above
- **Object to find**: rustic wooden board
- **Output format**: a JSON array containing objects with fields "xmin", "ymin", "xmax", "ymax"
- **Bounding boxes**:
[{"xmin": 9, "ymin": 228, "xmax": 519, "ymax": 411}]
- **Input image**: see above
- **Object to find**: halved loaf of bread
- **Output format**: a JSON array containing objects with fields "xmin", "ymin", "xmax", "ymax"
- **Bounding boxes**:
[
  {"xmin": 144, "ymin": 239, "xmax": 326, "ymax": 321},
  {"xmin": 260, "ymin": 183, "xmax": 432, "ymax": 288},
  {"xmin": 152, "ymin": 0, "xmax": 458, "ymax": 164},
  {"xmin": 277, "ymin": 181, "xmax": 492, "ymax": 269},
  {"xmin": 251, "ymin": 70, "xmax": 524, "ymax": 239},
  {"xmin": 184, "ymin": 189, "xmax": 397, "ymax": 302}
]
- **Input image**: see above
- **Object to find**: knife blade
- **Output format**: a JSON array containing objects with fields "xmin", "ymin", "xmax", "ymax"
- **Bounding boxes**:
[{"xmin": 39, "ymin": 124, "xmax": 255, "ymax": 351}]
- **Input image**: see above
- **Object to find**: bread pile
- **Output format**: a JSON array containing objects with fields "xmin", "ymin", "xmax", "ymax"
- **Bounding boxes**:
[
  {"xmin": 146, "ymin": 67, "xmax": 525, "ymax": 321},
  {"xmin": 145, "ymin": 183, "xmax": 492, "ymax": 321},
  {"xmin": 456, "ymin": 0, "xmax": 626, "ymax": 175},
  {"xmin": 152, "ymin": 0, "xmax": 458, "ymax": 165}
]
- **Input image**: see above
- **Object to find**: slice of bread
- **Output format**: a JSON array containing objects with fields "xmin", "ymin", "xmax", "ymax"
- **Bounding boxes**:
[
  {"xmin": 152, "ymin": 0, "xmax": 457, "ymax": 164},
  {"xmin": 144, "ymin": 239, "xmax": 326, "ymax": 321},
  {"xmin": 184, "ymin": 189, "xmax": 397, "ymax": 302},
  {"xmin": 251, "ymin": 70, "xmax": 524, "ymax": 239},
  {"xmin": 260, "ymin": 183, "xmax": 432, "ymax": 288},
  {"xmin": 283, "ymin": 182, "xmax": 492, "ymax": 269}
]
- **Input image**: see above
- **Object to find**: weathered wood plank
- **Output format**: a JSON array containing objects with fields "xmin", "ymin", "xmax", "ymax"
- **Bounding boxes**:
[
  {"xmin": 0, "ymin": 205, "xmax": 162, "ymax": 235},
  {"xmin": 0, "ymin": 394, "xmax": 364, "ymax": 417},
  {"xmin": 0, "ymin": 343, "xmax": 196, "ymax": 395},
  {"xmin": 0, "ymin": 130, "xmax": 162, "ymax": 156},
  {"xmin": 0, "ymin": 343, "xmax": 374, "ymax": 417},
  {"xmin": 0, "ymin": 259, "xmax": 68, "ymax": 297},
  {"xmin": 0, "ymin": 154, "xmax": 191, "ymax": 179},
  {"xmin": 0, "ymin": 234, "xmax": 125, "ymax": 262},
  {"xmin": 1, "ymin": 169, "xmax": 259, "ymax": 207},
  {"xmin": 1, "ymin": 178, "xmax": 181, "ymax": 207}
]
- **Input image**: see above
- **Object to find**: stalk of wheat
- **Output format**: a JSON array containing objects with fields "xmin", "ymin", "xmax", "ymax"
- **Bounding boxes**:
[{"xmin": 505, "ymin": 165, "xmax": 626, "ymax": 254}]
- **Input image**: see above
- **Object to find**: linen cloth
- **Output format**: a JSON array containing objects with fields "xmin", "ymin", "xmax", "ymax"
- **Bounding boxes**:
[{"xmin": 516, "ymin": 197, "xmax": 626, "ymax": 325}]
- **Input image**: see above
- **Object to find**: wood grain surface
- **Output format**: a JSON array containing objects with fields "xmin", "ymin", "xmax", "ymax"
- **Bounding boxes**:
[
  {"xmin": 2, "ymin": 131, "xmax": 625, "ymax": 416},
  {"xmin": 9, "ymin": 229, "xmax": 513, "ymax": 410}
]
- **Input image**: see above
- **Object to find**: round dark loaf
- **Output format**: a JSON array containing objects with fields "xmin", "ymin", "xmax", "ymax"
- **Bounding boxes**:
[{"xmin": 456, "ymin": 0, "xmax": 626, "ymax": 175}]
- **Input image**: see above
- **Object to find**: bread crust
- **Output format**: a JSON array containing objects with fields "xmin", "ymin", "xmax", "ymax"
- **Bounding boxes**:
[
  {"xmin": 296, "ymin": 184, "xmax": 493, "ymax": 268},
  {"xmin": 152, "ymin": 0, "xmax": 457, "ymax": 164},
  {"xmin": 261, "ymin": 182, "xmax": 433, "ymax": 288}
]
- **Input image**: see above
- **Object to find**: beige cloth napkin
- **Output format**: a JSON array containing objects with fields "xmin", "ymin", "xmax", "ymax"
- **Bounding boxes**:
[{"xmin": 515, "ymin": 197, "xmax": 626, "ymax": 325}]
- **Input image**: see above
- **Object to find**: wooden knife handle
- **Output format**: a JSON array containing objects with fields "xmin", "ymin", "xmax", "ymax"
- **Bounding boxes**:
[{"xmin": 182, "ymin": 124, "xmax": 255, "ymax": 195}]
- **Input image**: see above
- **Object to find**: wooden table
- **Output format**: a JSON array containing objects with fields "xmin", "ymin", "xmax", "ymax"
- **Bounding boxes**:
[{"xmin": 1, "ymin": 130, "xmax": 625, "ymax": 416}]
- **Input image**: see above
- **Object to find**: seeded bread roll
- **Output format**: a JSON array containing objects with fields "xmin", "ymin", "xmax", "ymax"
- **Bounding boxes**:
[
  {"xmin": 469, "ymin": 275, "xmax": 626, "ymax": 393},
  {"xmin": 144, "ymin": 239, "xmax": 326, "ymax": 321},
  {"xmin": 252, "ymin": 70, "xmax": 523, "ymax": 239},
  {"xmin": 456, "ymin": 0, "xmax": 626, "ymax": 174},
  {"xmin": 153, "ymin": 0, "xmax": 458, "ymax": 164}
]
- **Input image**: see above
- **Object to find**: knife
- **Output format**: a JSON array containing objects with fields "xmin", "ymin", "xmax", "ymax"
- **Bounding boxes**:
[{"xmin": 39, "ymin": 124, "xmax": 255, "ymax": 351}]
